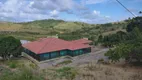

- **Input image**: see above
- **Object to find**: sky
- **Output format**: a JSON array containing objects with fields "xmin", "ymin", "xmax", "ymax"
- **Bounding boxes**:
[{"xmin": 0, "ymin": 0, "xmax": 141, "ymax": 24}]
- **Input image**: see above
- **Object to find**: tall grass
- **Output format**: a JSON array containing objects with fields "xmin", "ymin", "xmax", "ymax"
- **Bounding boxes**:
[{"xmin": 0, "ymin": 68, "xmax": 44, "ymax": 80}]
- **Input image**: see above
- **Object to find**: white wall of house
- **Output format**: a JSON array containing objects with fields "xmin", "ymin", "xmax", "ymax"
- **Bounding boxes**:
[{"xmin": 20, "ymin": 40, "xmax": 30, "ymax": 44}]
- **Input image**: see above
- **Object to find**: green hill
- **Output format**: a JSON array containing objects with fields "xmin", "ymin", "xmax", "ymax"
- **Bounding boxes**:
[
  {"xmin": 18, "ymin": 19, "xmax": 95, "ymax": 31},
  {"xmin": 0, "ymin": 19, "xmax": 128, "ymax": 41},
  {"xmin": 19, "ymin": 19, "xmax": 65, "ymax": 28}
]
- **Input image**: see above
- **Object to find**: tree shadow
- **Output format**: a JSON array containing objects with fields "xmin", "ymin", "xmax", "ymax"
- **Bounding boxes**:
[{"xmin": 130, "ymin": 62, "xmax": 142, "ymax": 67}]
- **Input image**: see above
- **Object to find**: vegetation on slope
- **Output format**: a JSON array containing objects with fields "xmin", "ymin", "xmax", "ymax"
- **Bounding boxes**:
[
  {"xmin": 103, "ymin": 17, "xmax": 142, "ymax": 63},
  {"xmin": 0, "ymin": 19, "xmax": 128, "ymax": 41},
  {"xmin": 19, "ymin": 19, "xmax": 65, "ymax": 29}
]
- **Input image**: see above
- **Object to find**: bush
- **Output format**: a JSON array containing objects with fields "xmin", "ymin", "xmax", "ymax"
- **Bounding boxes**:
[
  {"xmin": 7, "ymin": 60, "xmax": 18, "ymax": 68},
  {"xmin": 9, "ymin": 62, "xmax": 17, "ymax": 68}
]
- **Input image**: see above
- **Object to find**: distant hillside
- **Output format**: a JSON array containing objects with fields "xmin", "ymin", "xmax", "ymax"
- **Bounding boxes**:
[
  {"xmin": 0, "ymin": 19, "xmax": 128, "ymax": 40},
  {"xmin": 19, "ymin": 19, "xmax": 65, "ymax": 28},
  {"xmin": 0, "ymin": 19, "xmax": 128, "ymax": 32},
  {"xmin": 0, "ymin": 22, "xmax": 22, "ymax": 31},
  {"xmin": 18, "ymin": 19, "xmax": 95, "ymax": 31}
]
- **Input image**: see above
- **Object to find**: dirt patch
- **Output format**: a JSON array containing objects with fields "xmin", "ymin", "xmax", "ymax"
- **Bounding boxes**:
[{"xmin": 76, "ymin": 62, "xmax": 142, "ymax": 80}]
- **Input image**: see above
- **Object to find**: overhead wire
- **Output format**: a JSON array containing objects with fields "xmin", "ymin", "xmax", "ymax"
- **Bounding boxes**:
[{"xmin": 115, "ymin": 0, "xmax": 136, "ymax": 17}]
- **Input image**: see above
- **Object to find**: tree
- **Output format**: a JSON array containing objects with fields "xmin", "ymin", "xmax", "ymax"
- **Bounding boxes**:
[
  {"xmin": 126, "ymin": 17, "xmax": 142, "ymax": 32},
  {"xmin": 98, "ymin": 31, "xmax": 127, "ymax": 47},
  {"xmin": 105, "ymin": 44, "xmax": 133, "ymax": 62},
  {"xmin": 97, "ymin": 35, "xmax": 103, "ymax": 43},
  {"xmin": 105, "ymin": 27, "xmax": 142, "ymax": 63},
  {"xmin": 105, "ymin": 17, "xmax": 142, "ymax": 63},
  {"xmin": 0, "ymin": 36, "xmax": 23, "ymax": 60}
]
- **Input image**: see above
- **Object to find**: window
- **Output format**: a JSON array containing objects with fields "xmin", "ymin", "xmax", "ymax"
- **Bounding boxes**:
[
  {"xmin": 74, "ymin": 50, "xmax": 79, "ymax": 56},
  {"xmin": 43, "ymin": 54, "xmax": 50, "ymax": 59},
  {"xmin": 79, "ymin": 49, "xmax": 83, "ymax": 54},
  {"xmin": 60, "ymin": 50, "xmax": 67, "ymax": 56},
  {"xmin": 50, "ymin": 52, "xmax": 58, "ymax": 58}
]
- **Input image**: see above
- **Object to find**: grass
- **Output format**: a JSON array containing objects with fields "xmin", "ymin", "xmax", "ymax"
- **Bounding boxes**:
[
  {"xmin": 77, "ymin": 62, "xmax": 142, "ymax": 80},
  {"xmin": 0, "ymin": 66, "xmax": 11, "ymax": 75},
  {"xmin": 6, "ymin": 60, "xmax": 19, "ymax": 68},
  {"xmin": 0, "ymin": 68, "xmax": 44, "ymax": 80},
  {"xmin": 130, "ymin": 71, "xmax": 142, "ymax": 80},
  {"xmin": 0, "ymin": 19, "xmax": 127, "ymax": 41},
  {"xmin": 44, "ymin": 67, "xmax": 78, "ymax": 80},
  {"xmin": 0, "ymin": 57, "xmax": 142, "ymax": 80},
  {"xmin": 29, "ymin": 63, "xmax": 37, "ymax": 69},
  {"xmin": 0, "ymin": 58, "xmax": 44, "ymax": 80},
  {"xmin": 56, "ymin": 67, "xmax": 77, "ymax": 80},
  {"xmin": 58, "ymin": 60, "xmax": 72, "ymax": 65}
]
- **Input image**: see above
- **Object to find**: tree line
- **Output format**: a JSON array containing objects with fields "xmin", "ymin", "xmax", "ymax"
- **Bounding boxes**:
[{"xmin": 98, "ymin": 17, "xmax": 142, "ymax": 63}]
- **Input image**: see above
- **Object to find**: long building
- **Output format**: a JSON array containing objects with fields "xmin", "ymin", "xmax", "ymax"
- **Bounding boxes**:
[{"xmin": 22, "ymin": 37, "xmax": 92, "ymax": 61}]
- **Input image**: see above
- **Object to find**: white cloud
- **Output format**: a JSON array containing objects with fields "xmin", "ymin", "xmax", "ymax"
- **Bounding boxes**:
[
  {"xmin": 104, "ymin": 16, "xmax": 110, "ymax": 19},
  {"xmin": 93, "ymin": 10, "xmax": 100, "ymax": 15},
  {"xmin": 79, "ymin": 10, "xmax": 101, "ymax": 19},
  {"xmin": 50, "ymin": 10, "xmax": 59, "ymax": 15},
  {"xmin": 77, "ymin": 10, "xmax": 113, "ymax": 24},
  {"xmin": 0, "ymin": 0, "xmax": 114, "ymax": 23},
  {"xmin": 0, "ymin": 0, "xmax": 87, "ymax": 22},
  {"xmin": 50, "ymin": 10, "xmax": 59, "ymax": 17},
  {"xmin": 0, "ymin": 0, "xmax": 53, "ymax": 22},
  {"xmin": 31, "ymin": 0, "xmax": 75, "ymax": 11},
  {"xmin": 82, "ymin": 0, "xmax": 108, "ymax": 5}
]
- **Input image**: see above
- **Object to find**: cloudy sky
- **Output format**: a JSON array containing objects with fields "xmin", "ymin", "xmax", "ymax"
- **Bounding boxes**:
[{"xmin": 0, "ymin": 0, "xmax": 141, "ymax": 24}]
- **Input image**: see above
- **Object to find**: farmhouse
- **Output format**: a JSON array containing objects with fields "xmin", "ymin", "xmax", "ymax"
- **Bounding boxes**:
[{"xmin": 22, "ymin": 37, "xmax": 92, "ymax": 61}]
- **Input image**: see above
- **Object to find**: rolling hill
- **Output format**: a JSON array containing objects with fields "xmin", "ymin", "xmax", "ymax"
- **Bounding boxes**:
[
  {"xmin": 18, "ymin": 19, "xmax": 94, "ymax": 31},
  {"xmin": 0, "ymin": 19, "xmax": 128, "ymax": 41}
]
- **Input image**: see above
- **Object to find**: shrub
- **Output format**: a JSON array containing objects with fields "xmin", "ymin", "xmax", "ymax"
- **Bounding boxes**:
[
  {"xmin": 7, "ymin": 60, "xmax": 18, "ymax": 68},
  {"xmin": 9, "ymin": 62, "xmax": 17, "ymax": 68}
]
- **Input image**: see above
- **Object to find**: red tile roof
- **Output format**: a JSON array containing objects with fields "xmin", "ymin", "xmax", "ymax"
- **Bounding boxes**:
[
  {"xmin": 22, "ymin": 37, "xmax": 91, "ymax": 54},
  {"xmin": 71, "ymin": 38, "xmax": 92, "ymax": 44}
]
